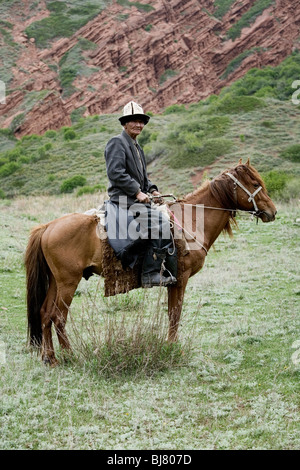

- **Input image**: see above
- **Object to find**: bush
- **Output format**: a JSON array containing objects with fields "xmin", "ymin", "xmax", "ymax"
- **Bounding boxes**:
[
  {"xmin": 262, "ymin": 170, "xmax": 290, "ymax": 196},
  {"xmin": 220, "ymin": 51, "xmax": 300, "ymax": 101},
  {"xmin": 280, "ymin": 144, "xmax": 300, "ymax": 163},
  {"xmin": 45, "ymin": 130, "xmax": 57, "ymax": 138},
  {"xmin": 0, "ymin": 128, "xmax": 15, "ymax": 140},
  {"xmin": 0, "ymin": 161, "xmax": 20, "ymax": 178},
  {"xmin": 63, "ymin": 129, "xmax": 77, "ymax": 141},
  {"xmin": 214, "ymin": 94, "xmax": 265, "ymax": 114},
  {"xmin": 262, "ymin": 171, "xmax": 300, "ymax": 201},
  {"xmin": 283, "ymin": 178, "xmax": 300, "ymax": 201},
  {"xmin": 163, "ymin": 104, "xmax": 187, "ymax": 115},
  {"xmin": 167, "ymin": 137, "xmax": 233, "ymax": 169},
  {"xmin": 69, "ymin": 288, "xmax": 192, "ymax": 378},
  {"xmin": 137, "ymin": 128, "xmax": 151, "ymax": 147},
  {"xmin": 5, "ymin": 148, "xmax": 21, "ymax": 161},
  {"xmin": 0, "ymin": 188, "xmax": 6, "ymax": 199},
  {"xmin": 10, "ymin": 113, "xmax": 25, "ymax": 132},
  {"xmin": 60, "ymin": 175, "xmax": 87, "ymax": 193},
  {"xmin": 159, "ymin": 69, "xmax": 179, "ymax": 85},
  {"xmin": 0, "ymin": 158, "xmax": 9, "ymax": 167},
  {"xmin": 76, "ymin": 184, "xmax": 106, "ymax": 196}
]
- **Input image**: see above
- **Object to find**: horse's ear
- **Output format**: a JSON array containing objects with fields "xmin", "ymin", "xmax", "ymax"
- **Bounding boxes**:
[
  {"xmin": 238, "ymin": 158, "xmax": 243, "ymax": 165},
  {"xmin": 246, "ymin": 157, "xmax": 250, "ymax": 166}
]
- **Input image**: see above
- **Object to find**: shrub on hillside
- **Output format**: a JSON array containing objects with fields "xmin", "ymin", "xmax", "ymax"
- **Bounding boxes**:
[
  {"xmin": 63, "ymin": 129, "xmax": 77, "ymax": 141},
  {"xmin": 213, "ymin": 94, "xmax": 265, "ymax": 114},
  {"xmin": 220, "ymin": 51, "xmax": 300, "ymax": 101},
  {"xmin": 262, "ymin": 170, "xmax": 290, "ymax": 197},
  {"xmin": 163, "ymin": 104, "xmax": 187, "ymax": 115},
  {"xmin": 167, "ymin": 137, "xmax": 233, "ymax": 169},
  {"xmin": 76, "ymin": 184, "xmax": 106, "ymax": 196},
  {"xmin": 60, "ymin": 175, "xmax": 87, "ymax": 193},
  {"xmin": 280, "ymin": 144, "xmax": 300, "ymax": 163},
  {"xmin": 5, "ymin": 148, "xmax": 21, "ymax": 162},
  {"xmin": 0, "ymin": 161, "xmax": 20, "ymax": 178},
  {"xmin": 263, "ymin": 170, "xmax": 300, "ymax": 201},
  {"xmin": 45, "ymin": 130, "xmax": 57, "ymax": 138}
]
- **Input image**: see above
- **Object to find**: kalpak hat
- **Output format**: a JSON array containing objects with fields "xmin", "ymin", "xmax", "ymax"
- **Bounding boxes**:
[{"xmin": 119, "ymin": 101, "xmax": 150, "ymax": 125}]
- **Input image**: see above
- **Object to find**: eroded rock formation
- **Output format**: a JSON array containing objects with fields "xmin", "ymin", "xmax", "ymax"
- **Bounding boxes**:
[{"xmin": 0, "ymin": 0, "xmax": 299, "ymax": 136}]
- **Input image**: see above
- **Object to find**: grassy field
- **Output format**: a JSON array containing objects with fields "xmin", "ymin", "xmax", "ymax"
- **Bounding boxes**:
[{"xmin": 0, "ymin": 193, "xmax": 299, "ymax": 450}]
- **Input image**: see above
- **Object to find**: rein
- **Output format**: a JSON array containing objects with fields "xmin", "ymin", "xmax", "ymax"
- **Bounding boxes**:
[
  {"xmin": 151, "ymin": 173, "xmax": 263, "ymax": 219},
  {"xmin": 151, "ymin": 173, "xmax": 264, "ymax": 254}
]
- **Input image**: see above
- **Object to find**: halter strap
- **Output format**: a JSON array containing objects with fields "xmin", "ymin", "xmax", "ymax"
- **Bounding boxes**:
[{"xmin": 225, "ymin": 172, "xmax": 262, "ymax": 213}]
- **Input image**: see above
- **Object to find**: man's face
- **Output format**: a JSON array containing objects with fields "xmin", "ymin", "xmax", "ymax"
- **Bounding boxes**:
[{"xmin": 124, "ymin": 119, "xmax": 145, "ymax": 139}]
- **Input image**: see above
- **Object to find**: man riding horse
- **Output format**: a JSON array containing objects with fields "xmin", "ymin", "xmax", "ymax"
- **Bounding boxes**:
[{"xmin": 104, "ymin": 101, "xmax": 177, "ymax": 288}]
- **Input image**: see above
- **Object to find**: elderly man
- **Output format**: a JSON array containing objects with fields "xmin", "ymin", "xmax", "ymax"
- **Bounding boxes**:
[{"xmin": 104, "ymin": 101, "xmax": 177, "ymax": 288}]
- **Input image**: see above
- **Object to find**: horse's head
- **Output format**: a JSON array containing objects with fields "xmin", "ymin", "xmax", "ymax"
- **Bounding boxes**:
[{"xmin": 225, "ymin": 159, "xmax": 277, "ymax": 222}]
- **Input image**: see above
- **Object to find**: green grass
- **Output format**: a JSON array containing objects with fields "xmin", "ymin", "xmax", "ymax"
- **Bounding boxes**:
[
  {"xmin": 213, "ymin": 0, "xmax": 236, "ymax": 19},
  {"xmin": 0, "ymin": 18, "xmax": 20, "ymax": 85},
  {"xmin": 0, "ymin": 96, "xmax": 299, "ymax": 199},
  {"xmin": 25, "ymin": 0, "xmax": 110, "ymax": 48},
  {"xmin": 116, "ymin": 0, "xmax": 155, "ymax": 13},
  {"xmin": 220, "ymin": 51, "xmax": 300, "ymax": 101},
  {"xmin": 0, "ymin": 195, "xmax": 299, "ymax": 449},
  {"xmin": 58, "ymin": 38, "xmax": 99, "ymax": 97},
  {"xmin": 227, "ymin": 0, "xmax": 275, "ymax": 40}
]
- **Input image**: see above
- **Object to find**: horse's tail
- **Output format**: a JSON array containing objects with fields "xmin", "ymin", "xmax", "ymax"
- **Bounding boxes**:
[{"xmin": 25, "ymin": 224, "xmax": 50, "ymax": 348}]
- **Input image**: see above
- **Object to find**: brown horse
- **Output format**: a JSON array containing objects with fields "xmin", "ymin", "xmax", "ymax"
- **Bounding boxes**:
[{"xmin": 25, "ymin": 160, "xmax": 276, "ymax": 365}]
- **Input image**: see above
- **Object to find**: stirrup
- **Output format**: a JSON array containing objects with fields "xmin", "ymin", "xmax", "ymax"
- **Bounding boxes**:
[{"xmin": 141, "ymin": 272, "xmax": 177, "ymax": 288}]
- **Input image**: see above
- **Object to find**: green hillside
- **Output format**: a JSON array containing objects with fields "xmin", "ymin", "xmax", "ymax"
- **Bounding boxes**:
[{"xmin": 0, "ymin": 53, "xmax": 300, "ymax": 201}]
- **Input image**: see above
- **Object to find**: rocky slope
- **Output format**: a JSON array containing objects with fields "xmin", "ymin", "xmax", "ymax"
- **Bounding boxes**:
[{"xmin": 0, "ymin": 0, "xmax": 299, "ymax": 137}]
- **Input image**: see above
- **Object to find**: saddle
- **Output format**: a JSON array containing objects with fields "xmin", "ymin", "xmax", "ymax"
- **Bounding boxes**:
[
  {"xmin": 86, "ymin": 205, "xmax": 188, "ymax": 297},
  {"xmin": 101, "ymin": 233, "xmax": 187, "ymax": 297}
]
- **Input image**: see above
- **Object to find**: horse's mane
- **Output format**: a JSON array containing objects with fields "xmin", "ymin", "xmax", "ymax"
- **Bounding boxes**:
[{"xmin": 179, "ymin": 163, "xmax": 265, "ymax": 237}]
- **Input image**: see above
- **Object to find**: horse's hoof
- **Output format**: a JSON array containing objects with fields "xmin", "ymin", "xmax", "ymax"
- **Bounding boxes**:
[{"xmin": 43, "ymin": 356, "xmax": 58, "ymax": 367}]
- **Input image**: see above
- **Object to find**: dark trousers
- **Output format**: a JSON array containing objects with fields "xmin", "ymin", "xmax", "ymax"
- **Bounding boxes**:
[{"xmin": 105, "ymin": 201, "xmax": 173, "ymax": 268}]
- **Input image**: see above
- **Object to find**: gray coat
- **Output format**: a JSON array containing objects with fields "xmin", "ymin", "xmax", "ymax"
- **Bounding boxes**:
[{"xmin": 104, "ymin": 129, "xmax": 157, "ymax": 205}]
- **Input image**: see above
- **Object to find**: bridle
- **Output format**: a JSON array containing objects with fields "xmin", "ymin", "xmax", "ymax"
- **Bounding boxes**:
[
  {"xmin": 151, "ymin": 173, "xmax": 264, "ymax": 254},
  {"xmin": 153, "ymin": 173, "xmax": 263, "ymax": 217},
  {"xmin": 225, "ymin": 172, "xmax": 263, "ymax": 214}
]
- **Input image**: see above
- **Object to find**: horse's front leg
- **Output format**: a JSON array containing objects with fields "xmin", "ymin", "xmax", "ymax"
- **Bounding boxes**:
[{"xmin": 167, "ymin": 273, "xmax": 189, "ymax": 342}]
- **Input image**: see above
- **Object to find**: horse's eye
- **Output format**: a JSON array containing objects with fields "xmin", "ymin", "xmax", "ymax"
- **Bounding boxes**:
[{"xmin": 253, "ymin": 182, "xmax": 260, "ymax": 188}]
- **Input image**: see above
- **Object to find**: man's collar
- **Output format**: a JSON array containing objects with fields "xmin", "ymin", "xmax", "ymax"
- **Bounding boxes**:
[{"xmin": 122, "ymin": 129, "xmax": 137, "ymax": 144}]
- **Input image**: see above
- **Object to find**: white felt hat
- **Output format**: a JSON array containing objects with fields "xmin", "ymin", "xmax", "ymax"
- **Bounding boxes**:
[{"xmin": 119, "ymin": 101, "xmax": 150, "ymax": 125}]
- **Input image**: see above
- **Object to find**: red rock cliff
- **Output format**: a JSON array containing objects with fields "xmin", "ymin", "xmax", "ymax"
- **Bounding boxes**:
[{"xmin": 0, "ymin": 0, "xmax": 299, "ymax": 136}]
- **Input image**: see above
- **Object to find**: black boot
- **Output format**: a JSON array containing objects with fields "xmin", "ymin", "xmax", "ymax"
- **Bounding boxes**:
[{"xmin": 141, "ymin": 246, "xmax": 177, "ymax": 288}]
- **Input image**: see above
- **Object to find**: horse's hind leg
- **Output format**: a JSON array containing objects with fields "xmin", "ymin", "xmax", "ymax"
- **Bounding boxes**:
[
  {"xmin": 52, "ymin": 277, "xmax": 81, "ymax": 358},
  {"xmin": 40, "ymin": 274, "xmax": 58, "ymax": 365},
  {"xmin": 41, "ymin": 275, "xmax": 80, "ymax": 365}
]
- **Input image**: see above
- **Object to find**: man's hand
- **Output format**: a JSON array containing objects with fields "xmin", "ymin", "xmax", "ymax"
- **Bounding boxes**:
[
  {"xmin": 151, "ymin": 190, "xmax": 164, "ymax": 204},
  {"xmin": 135, "ymin": 191, "xmax": 150, "ymax": 204}
]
